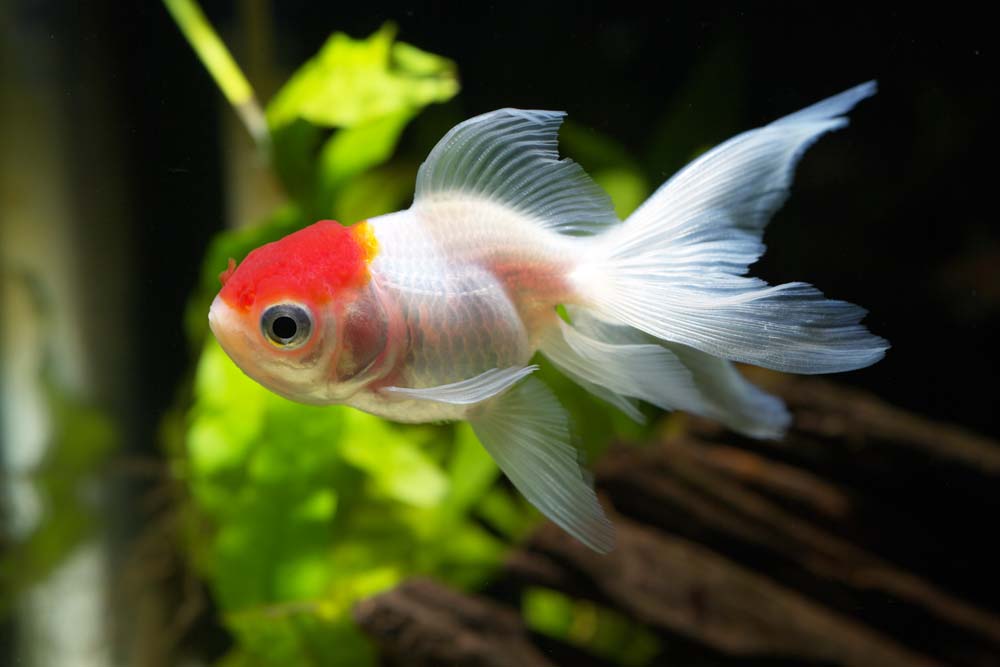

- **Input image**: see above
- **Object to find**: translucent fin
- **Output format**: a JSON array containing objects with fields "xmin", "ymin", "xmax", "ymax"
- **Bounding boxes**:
[
  {"xmin": 663, "ymin": 343, "xmax": 791, "ymax": 439},
  {"xmin": 469, "ymin": 377, "xmax": 615, "ymax": 553},
  {"xmin": 414, "ymin": 109, "xmax": 618, "ymax": 235},
  {"xmin": 772, "ymin": 80, "xmax": 878, "ymax": 127},
  {"xmin": 542, "ymin": 340, "xmax": 647, "ymax": 424},
  {"xmin": 539, "ymin": 319, "xmax": 708, "ymax": 421},
  {"xmin": 583, "ymin": 82, "xmax": 888, "ymax": 374},
  {"xmin": 557, "ymin": 310, "xmax": 790, "ymax": 439},
  {"xmin": 381, "ymin": 366, "xmax": 537, "ymax": 405},
  {"xmin": 616, "ymin": 81, "xmax": 879, "ymax": 259}
]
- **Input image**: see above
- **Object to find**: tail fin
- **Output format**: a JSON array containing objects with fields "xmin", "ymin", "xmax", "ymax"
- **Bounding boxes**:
[{"xmin": 574, "ymin": 81, "xmax": 889, "ymax": 375}]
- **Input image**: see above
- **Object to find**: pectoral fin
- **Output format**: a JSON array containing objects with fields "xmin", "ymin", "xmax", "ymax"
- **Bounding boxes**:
[
  {"xmin": 468, "ymin": 377, "xmax": 615, "ymax": 553},
  {"xmin": 380, "ymin": 366, "xmax": 538, "ymax": 405}
]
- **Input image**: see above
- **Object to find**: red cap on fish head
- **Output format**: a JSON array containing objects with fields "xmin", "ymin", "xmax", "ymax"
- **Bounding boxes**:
[{"xmin": 218, "ymin": 220, "xmax": 376, "ymax": 312}]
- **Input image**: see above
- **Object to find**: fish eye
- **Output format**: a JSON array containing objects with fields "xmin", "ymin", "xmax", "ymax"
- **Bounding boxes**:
[{"xmin": 260, "ymin": 303, "xmax": 313, "ymax": 349}]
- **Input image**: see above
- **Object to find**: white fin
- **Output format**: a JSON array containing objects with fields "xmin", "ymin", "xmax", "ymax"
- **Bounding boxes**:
[
  {"xmin": 548, "ymin": 310, "xmax": 790, "ymax": 439},
  {"xmin": 542, "ymin": 348, "xmax": 647, "ymax": 424},
  {"xmin": 414, "ymin": 109, "xmax": 618, "ymax": 235},
  {"xmin": 772, "ymin": 80, "xmax": 878, "ymax": 126},
  {"xmin": 381, "ymin": 366, "xmax": 537, "ymax": 405},
  {"xmin": 469, "ymin": 377, "xmax": 615, "ymax": 553},
  {"xmin": 540, "ymin": 318, "xmax": 707, "ymax": 422},
  {"xmin": 580, "ymin": 81, "xmax": 889, "ymax": 374},
  {"xmin": 662, "ymin": 343, "xmax": 791, "ymax": 439}
]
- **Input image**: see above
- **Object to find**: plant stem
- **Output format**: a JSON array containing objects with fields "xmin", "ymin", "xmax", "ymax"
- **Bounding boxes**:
[{"xmin": 163, "ymin": 0, "xmax": 270, "ymax": 152}]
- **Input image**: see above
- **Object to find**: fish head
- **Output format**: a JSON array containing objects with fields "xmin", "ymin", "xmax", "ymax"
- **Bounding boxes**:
[{"xmin": 208, "ymin": 220, "xmax": 393, "ymax": 403}]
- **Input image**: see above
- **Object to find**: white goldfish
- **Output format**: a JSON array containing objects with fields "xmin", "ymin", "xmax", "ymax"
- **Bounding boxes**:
[{"xmin": 209, "ymin": 81, "xmax": 887, "ymax": 552}]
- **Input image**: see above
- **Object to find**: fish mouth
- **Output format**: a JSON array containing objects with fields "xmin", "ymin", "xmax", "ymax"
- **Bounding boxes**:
[
  {"xmin": 208, "ymin": 295, "xmax": 252, "ymax": 360},
  {"xmin": 207, "ymin": 295, "xmax": 229, "ymax": 341},
  {"xmin": 208, "ymin": 294, "xmax": 285, "ymax": 394}
]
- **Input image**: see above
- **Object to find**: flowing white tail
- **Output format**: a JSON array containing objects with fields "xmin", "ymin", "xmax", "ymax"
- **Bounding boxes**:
[
  {"xmin": 538, "ymin": 82, "xmax": 888, "ymax": 441},
  {"xmin": 577, "ymin": 81, "xmax": 887, "ymax": 375}
]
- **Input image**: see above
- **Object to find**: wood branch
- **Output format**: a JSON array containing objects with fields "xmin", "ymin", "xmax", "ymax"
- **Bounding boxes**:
[
  {"xmin": 523, "ymin": 513, "xmax": 942, "ymax": 667},
  {"xmin": 598, "ymin": 435, "xmax": 1000, "ymax": 648},
  {"xmin": 709, "ymin": 370, "xmax": 1000, "ymax": 476},
  {"xmin": 673, "ymin": 441, "xmax": 852, "ymax": 518},
  {"xmin": 352, "ymin": 578, "xmax": 556, "ymax": 667}
]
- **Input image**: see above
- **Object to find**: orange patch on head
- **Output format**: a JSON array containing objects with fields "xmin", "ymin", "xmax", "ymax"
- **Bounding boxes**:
[
  {"xmin": 350, "ymin": 221, "xmax": 379, "ymax": 264},
  {"xmin": 218, "ymin": 220, "xmax": 375, "ymax": 312}
]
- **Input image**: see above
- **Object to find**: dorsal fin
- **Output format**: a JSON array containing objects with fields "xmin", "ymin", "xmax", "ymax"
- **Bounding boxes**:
[{"xmin": 414, "ymin": 109, "xmax": 618, "ymax": 235}]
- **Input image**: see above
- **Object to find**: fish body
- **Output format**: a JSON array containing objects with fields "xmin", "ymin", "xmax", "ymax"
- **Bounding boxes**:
[
  {"xmin": 353, "ymin": 204, "xmax": 580, "ymax": 423},
  {"xmin": 209, "ymin": 82, "xmax": 889, "ymax": 552}
]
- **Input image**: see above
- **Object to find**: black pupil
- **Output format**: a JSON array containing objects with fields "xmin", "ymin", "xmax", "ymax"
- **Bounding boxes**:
[{"xmin": 271, "ymin": 316, "xmax": 297, "ymax": 341}]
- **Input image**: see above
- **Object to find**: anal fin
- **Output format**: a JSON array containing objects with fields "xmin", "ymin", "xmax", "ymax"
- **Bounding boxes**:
[
  {"xmin": 540, "ymin": 318, "xmax": 708, "ymax": 422},
  {"xmin": 468, "ymin": 377, "xmax": 615, "ymax": 553},
  {"xmin": 547, "ymin": 310, "xmax": 791, "ymax": 440}
]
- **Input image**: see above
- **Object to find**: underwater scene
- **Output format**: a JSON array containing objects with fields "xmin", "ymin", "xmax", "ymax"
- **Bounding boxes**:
[{"xmin": 2, "ymin": 3, "xmax": 998, "ymax": 666}]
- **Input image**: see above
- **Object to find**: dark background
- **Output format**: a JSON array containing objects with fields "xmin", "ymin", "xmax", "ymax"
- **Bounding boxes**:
[{"xmin": 3, "ymin": 2, "xmax": 997, "ymax": 664}]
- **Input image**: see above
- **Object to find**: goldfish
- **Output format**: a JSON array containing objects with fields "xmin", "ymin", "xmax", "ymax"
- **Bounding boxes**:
[{"xmin": 209, "ymin": 81, "xmax": 887, "ymax": 552}]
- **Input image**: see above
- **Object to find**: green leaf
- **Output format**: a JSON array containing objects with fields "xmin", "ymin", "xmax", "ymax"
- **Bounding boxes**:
[
  {"xmin": 592, "ymin": 167, "xmax": 648, "ymax": 219},
  {"xmin": 266, "ymin": 23, "xmax": 458, "ymax": 212},
  {"xmin": 314, "ymin": 109, "xmax": 412, "ymax": 215},
  {"xmin": 267, "ymin": 23, "xmax": 458, "ymax": 131},
  {"xmin": 332, "ymin": 162, "xmax": 419, "ymax": 224},
  {"xmin": 338, "ymin": 411, "xmax": 449, "ymax": 508},
  {"xmin": 268, "ymin": 120, "xmax": 326, "ymax": 205}
]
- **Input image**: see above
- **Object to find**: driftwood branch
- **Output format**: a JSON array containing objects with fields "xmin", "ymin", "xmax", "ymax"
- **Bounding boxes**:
[
  {"xmin": 518, "ymin": 514, "xmax": 940, "ymax": 667},
  {"xmin": 353, "ymin": 578, "xmax": 556, "ymax": 667}
]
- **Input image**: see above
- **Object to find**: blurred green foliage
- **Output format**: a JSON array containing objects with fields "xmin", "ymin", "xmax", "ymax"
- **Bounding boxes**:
[
  {"xmin": 522, "ymin": 587, "xmax": 661, "ymax": 665},
  {"xmin": 170, "ymin": 7, "xmax": 672, "ymax": 665},
  {"xmin": 266, "ymin": 22, "xmax": 458, "ymax": 220},
  {"xmin": 183, "ymin": 341, "xmax": 525, "ymax": 665}
]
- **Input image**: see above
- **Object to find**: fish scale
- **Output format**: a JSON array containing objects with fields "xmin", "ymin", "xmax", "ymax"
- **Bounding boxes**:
[{"xmin": 367, "ymin": 210, "xmax": 536, "ymax": 395}]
